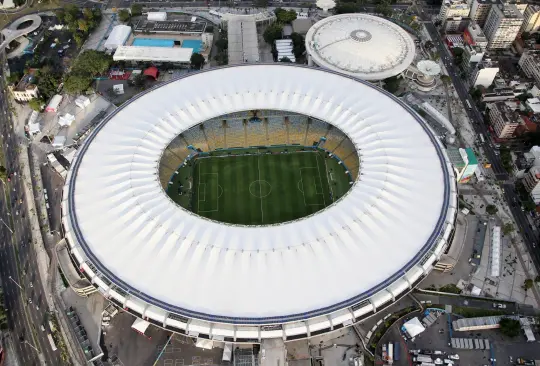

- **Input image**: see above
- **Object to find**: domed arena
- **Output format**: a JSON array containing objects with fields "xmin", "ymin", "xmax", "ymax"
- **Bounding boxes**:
[{"xmin": 62, "ymin": 64, "xmax": 457, "ymax": 342}]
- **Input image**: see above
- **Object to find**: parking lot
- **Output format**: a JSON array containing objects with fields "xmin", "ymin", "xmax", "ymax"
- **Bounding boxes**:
[
  {"xmin": 379, "ymin": 310, "xmax": 540, "ymax": 366},
  {"xmin": 101, "ymin": 311, "xmax": 228, "ymax": 366}
]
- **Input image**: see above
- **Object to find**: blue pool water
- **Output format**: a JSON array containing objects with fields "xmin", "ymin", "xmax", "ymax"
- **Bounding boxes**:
[
  {"xmin": 132, "ymin": 38, "xmax": 174, "ymax": 47},
  {"xmin": 181, "ymin": 39, "xmax": 203, "ymax": 53}
]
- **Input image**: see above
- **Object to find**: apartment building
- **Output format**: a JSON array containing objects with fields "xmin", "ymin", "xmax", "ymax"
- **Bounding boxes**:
[
  {"xmin": 519, "ymin": 50, "xmax": 540, "ymax": 85},
  {"xmin": 523, "ymin": 166, "xmax": 540, "ymax": 204},
  {"xmin": 464, "ymin": 22, "xmax": 489, "ymax": 50},
  {"xmin": 472, "ymin": 59, "xmax": 499, "ymax": 87},
  {"xmin": 521, "ymin": 4, "xmax": 540, "ymax": 33},
  {"xmin": 483, "ymin": 3, "xmax": 524, "ymax": 49},
  {"xmin": 468, "ymin": 0, "xmax": 493, "ymax": 26},
  {"xmin": 8, "ymin": 73, "xmax": 39, "ymax": 102},
  {"xmin": 488, "ymin": 101, "xmax": 521, "ymax": 138},
  {"xmin": 439, "ymin": 0, "xmax": 470, "ymax": 23}
]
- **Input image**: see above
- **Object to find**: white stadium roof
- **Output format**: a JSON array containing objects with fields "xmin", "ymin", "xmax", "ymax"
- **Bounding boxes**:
[
  {"xmin": 63, "ymin": 65, "xmax": 456, "ymax": 335},
  {"xmin": 305, "ymin": 14, "xmax": 416, "ymax": 80}
]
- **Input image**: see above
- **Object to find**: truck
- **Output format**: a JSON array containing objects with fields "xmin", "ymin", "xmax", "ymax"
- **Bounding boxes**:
[
  {"xmin": 414, "ymin": 355, "xmax": 433, "ymax": 363},
  {"xmin": 47, "ymin": 334, "xmax": 57, "ymax": 351},
  {"xmin": 387, "ymin": 342, "xmax": 393, "ymax": 364},
  {"xmin": 465, "ymin": 100, "xmax": 472, "ymax": 109},
  {"xmin": 394, "ymin": 342, "xmax": 400, "ymax": 361},
  {"xmin": 382, "ymin": 344, "xmax": 387, "ymax": 361}
]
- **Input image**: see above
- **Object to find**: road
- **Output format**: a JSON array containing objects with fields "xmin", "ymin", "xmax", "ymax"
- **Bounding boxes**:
[
  {"xmin": 0, "ymin": 53, "xmax": 64, "ymax": 365},
  {"xmin": 424, "ymin": 22, "xmax": 540, "ymax": 273}
]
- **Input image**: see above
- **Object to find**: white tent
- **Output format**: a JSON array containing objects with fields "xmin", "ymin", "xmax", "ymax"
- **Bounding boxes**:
[
  {"xmin": 148, "ymin": 12, "xmax": 167, "ymax": 21},
  {"xmin": 28, "ymin": 122, "xmax": 40, "ymax": 135},
  {"xmin": 75, "ymin": 95, "xmax": 90, "ymax": 109},
  {"xmin": 195, "ymin": 338, "xmax": 213, "ymax": 349},
  {"xmin": 131, "ymin": 318, "xmax": 150, "ymax": 335},
  {"xmin": 222, "ymin": 342, "xmax": 233, "ymax": 361},
  {"xmin": 104, "ymin": 25, "xmax": 132, "ymax": 51},
  {"xmin": 402, "ymin": 317, "xmax": 426, "ymax": 338},
  {"xmin": 58, "ymin": 113, "xmax": 75, "ymax": 127},
  {"xmin": 490, "ymin": 226, "xmax": 501, "ymax": 278},
  {"xmin": 113, "ymin": 84, "xmax": 124, "ymax": 95}
]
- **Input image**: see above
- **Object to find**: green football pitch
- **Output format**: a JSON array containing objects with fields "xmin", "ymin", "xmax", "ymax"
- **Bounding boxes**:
[{"xmin": 191, "ymin": 151, "xmax": 335, "ymax": 225}]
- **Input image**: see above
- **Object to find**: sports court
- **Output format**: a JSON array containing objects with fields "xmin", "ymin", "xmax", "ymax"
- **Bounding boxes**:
[{"xmin": 190, "ymin": 150, "xmax": 335, "ymax": 225}]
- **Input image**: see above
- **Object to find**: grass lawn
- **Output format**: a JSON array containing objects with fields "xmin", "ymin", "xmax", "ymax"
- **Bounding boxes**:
[{"xmin": 168, "ymin": 149, "xmax": 352, "ymax": 225}]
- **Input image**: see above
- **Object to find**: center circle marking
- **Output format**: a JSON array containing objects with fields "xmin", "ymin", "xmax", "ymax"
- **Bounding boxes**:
[{"xmin": 249, "ymin": 180, "xmax": 272, "ymax": 198}]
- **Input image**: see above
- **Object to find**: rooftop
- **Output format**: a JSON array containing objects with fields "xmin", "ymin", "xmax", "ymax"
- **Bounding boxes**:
[
  {"xmin": 134, "ymin": 19, "xmax": 206, "ymax": 34},
  {"xmin": 492, "ymin": 101, "xmax": 521, "ymax": 123},
  {"xmin": 112, "ymin": 46, "xmax": 193, "ymax": 63},
  {"xmin": 495, "ymin": 3, "xmax": 524, "ymax": 18},
  {"xmin": 12, "ymin": 71, "xmax": 37, "ymax": 91},
  {"xmin": 305, "ymin": 14, "xmax": 416, "ymax": 80}
]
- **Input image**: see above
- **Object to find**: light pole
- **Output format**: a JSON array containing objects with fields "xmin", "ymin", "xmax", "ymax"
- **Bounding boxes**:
[
  {"xmin": 8, "ymin": 275, "xmax": 22, "ymax": 290},
  {"xmin": 0, "ymin": 217, "xmax": 13, "ymax": 234}
]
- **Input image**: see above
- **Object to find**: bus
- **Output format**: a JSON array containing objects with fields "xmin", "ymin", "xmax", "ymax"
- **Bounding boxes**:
[
  {"xmin": 47, "ymin": 334, "xmax": 57, "ymax": 351},
  {"xmin": 465, "ymin": 100, "xmax": 472, "ymax": 109},
  {"xmin": 479, "ymin": 133, "xmax": 485, "ymax": 143}
]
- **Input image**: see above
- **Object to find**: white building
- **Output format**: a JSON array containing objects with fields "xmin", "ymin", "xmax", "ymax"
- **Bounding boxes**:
[
  {"xmin": 305, "ymin": 14, "xmax": 416, "ymax": 80},
  {"xmin": 472, "ymin": 59, "xmax": 499, "ymax": 87},
  {"xmin": 104, "ymin": 25, "xmax": 131, "ymax": 51},
  {"xmin": 519, "ymin": 50, "xmax": 540, "ymax": 85},
  {"xmin": 468, "ymin": 0, "xmax": 493, "ymax": 26},
  {"xmin": 147, "ymin": 12, "xmax": 167, "ymax": 21},
  {"xmin": 483, "ymin": 4, "xmax": 524, "ymax": 49},
  {"xmin": 488, "ymin": 101, "xmax": 521, "ymax": 138},
  {"xmin": 463, "ymin": 44, "xmax": 485, "ymax": 64},
  {"xmin": 466, "ymin": 22, "xmax": 488, "ymax": 51},
  {"xmin": 523, "ymin": 166, "xmax": 540, "ymax": 204},
  {"xmin": 439, "ymin": 0, "xmax": 470, "ymax": 23},
  {"xmin": 521, "ymin": 4, "xmax": 540, "ymax": 33},
  {"xmin": 113, "ymin": 46, "xmax": 193, "ymax": 65}
]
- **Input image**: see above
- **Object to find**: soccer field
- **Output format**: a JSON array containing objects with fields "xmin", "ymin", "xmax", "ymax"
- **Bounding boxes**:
[{"xmin": 191, "ymin": 151, "xmax": 334, "ymax": 225}]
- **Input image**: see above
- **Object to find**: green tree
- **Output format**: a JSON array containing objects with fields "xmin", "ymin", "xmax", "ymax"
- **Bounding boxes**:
[
  {"xmin": 383, "ymin": 76, "xmax": 401, "ymax": 94},
  {"xmin": 334, "ymin": 3, "xmax": 359, "ymax": 14},
  {"xmin": 375, "ymin": 1, "xmax": 393, "ymax": 17},
  {"xmin": 470, "ymin": 87, "xmax": 482, "ymax": 101},
  {"xmin": 72, "ymin": 50, "xmax": 113, "ymax": 75},
  {"xmin": 64, "ymin": 5, "xmax": 79, "ymax": 24},
  {"xmin": 6, "ymin": 72, "xmax": 21, "ymax": 84},
  {"xmin": 523, "ymin": 278, "xmax": 534, "ymax": 290},
  {"xmin": 291, "ymin": 32, "xmax": 305, "ymax": 58},
  {"xmin": 440, "ymin": 75, "xmax": 451, "ymax": 84},
  {"xmin": 263, "ymin": 23, "xmax": 284, "ymax": 45},
  {"xmin": 83, "ymin": 8, "xmax": 95, "ymax": 20},
  {"xmin": 190, "ymin": 53, "xmax": 205, "ymax": 69},
  {"xmin": 499, "ymin": 318, "xmax": 521, "ymax": 337},
  {"xmin": 438, "ymin": 284, "xmax": 462, "ymax": 294},
  {"xmin": 118, "ymin": 9, "xmax": 130, "ymax": 23},
  {"xmin": 55, "ymin": 9, "xmax": 66, "ymax": 23},
  {"xmin": 73, "ymin": 32, "xmax": 85, "ymax": 48},
  {"xmin": 131, "ymin": 4, "xmax": 142, "ymax": 16},
  {"xmin": 64, "ymin": 74, "xmax": 92, "ymax": 95},
  {"xmin": 485, "ymin": 204, "xmax": 498, "ymax": 215},
  {"xmin": 274, "ymin": 8, "xmax": 297, "ymax": 23},
  {"xmin": 215, "ymin": 38, "xmax": 228, "ymax": 51},
  {"xmin": 28, "ymin": 98, "xmax": 44, "ymax": 111},
  {"xmin": 78, "ymin": 19, "xmax": 89, "ymax": 33},
  {"xmin": 502, "ymin": 223, "xmax": 514, "ymax": 235},
  {"xmin": 523, "ymin": 199, "xmax": 536, "ymax": 212},
  {"xmin": 254, "ymin": 0, "xmax": 268, "ymax": 7}
]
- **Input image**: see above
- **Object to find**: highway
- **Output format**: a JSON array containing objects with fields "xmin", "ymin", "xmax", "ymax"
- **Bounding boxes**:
[
  {"xmin": 424, "ymin": 23, "xmax": 540, "ymax": 271},
  {"xmin": 0, "ymin": 54, "xmax": 64, "ymax": 365}
]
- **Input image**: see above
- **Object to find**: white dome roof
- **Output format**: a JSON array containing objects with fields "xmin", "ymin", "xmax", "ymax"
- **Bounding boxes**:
[
  {"xmin": 305, "ymin": 14, "xmax": 416, "ymax": 80},
  {"xmin": 64, "ymin": 65, "xmax": 455, "ymax": 324}
]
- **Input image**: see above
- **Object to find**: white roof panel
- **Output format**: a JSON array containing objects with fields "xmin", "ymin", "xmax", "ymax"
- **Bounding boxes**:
[
  {"xmin": 64, "ymin": 64, "xmax": 453, "ymax": 324},
  {"xmin": 113, "ymin": 46, "xmax": 193, "ymax": 63}
]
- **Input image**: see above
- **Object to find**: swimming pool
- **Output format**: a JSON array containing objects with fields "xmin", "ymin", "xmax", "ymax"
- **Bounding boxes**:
[
  {"xmin": 181, "ymin": 39, "xmax": 203, "ymax": 53},
  {"xmin": 132, "ymin": 38, "xmax": 174, "ymax": 48}
]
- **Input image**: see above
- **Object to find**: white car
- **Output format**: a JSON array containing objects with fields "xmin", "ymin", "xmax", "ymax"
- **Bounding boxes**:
[{"xmin": 448, "ymin": 354, "xmax": 460, "ymax": 360}]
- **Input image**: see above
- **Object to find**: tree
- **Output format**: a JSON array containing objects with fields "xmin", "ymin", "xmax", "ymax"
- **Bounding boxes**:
[
  {"xmin": 502, "ymin": 223, "xmax": 514, "ymax": 235},
  {"xmin": 64, "ymin": 74, "xmax": 92, "ymax": 95},
  {"xmin": 190, "ymin": 53, "xmax": 205, "ymax": 69},
  {"xmin": 440, "ymin": 75, "xmax": 451, "ymax": 84},
  {"xmin": 383, "ymin": 76, "xmax": 401, "ymax": 94},
  {"xmin": 291, "ymin": 32, "xmax": 305, "ymax": 59},
  {"xmin": 118, "ymin": 9, "xmax": 130, "ymax": 23},
  {"xmin": 83, "ymin": 8, "xmax": 95, "ymax": 20},
  {"xmin": 215, "ymin": 38, "xmax": 228, "ymax": 51},
  {"xmin": 254, "ymin": 0, "xmax": 268, "ymax": 7},
  {"xmin": 470, "ymin": 87, "xmax": 482, "ymax": 101},
  {"xmin": 55, "ymin": 9, "xmax": 66, "ymax": 23},
  {"xmin": 438, "ymin": 284, "xmax": 462, "ymax": 294},
  {"xmin": 64, "ymin": 5, "xmax": 79, "ymax": 24},
  {"xmin": 274, "ymin": 8, "xmax": 297, "ymax": 23},
  {"xmin": 498, "ymin": 318, "xmax": 521, "ymax": 338},
  {"xmin": 28, "ymin": 98, "xmax": 44, "ymax": 111},
  {"xmin": 334, "ymin": 3, "xmax": 359, "ymax": 14},
  {"xmin": 78, "ymin": 19, "xmax": 89, "ymax": 33},
  {"xmin": 523, "ymin": 199, "xmax": 537, "ymax": 212},
  {"xmin": 72, "ymin": 50, "xmax": 113, "ymax": 76},
  {"xmin": 279, "ymin": 57, "xmax": 292, "ymax": 63},
  {"xmin": 375, "ymin": 1, "xmax": 393, "ymax": 17},
  {"xmin": 7, "ymin": 72, "xmax": 21, "ymax": 84},
  {"xmin": 424, "ymin": 40, "xmax": 434, "ymax": 49},
  {"xmin": 485, "ymin": 204, "xmax": 498, "ymax": 215},
  {"xmin": 131, "ymin": 4, "xmax": 142, "ymax": 16},
  {"xmin": 263, "ymin": 23, "xmax": 283, "ymax": 45},
  {"xmin": 523, "ymin": 278, "xmax": 534, "ymax": 291}
]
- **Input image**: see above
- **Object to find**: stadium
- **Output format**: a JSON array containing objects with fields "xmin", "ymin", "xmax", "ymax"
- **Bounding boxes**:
[{"xmin": 62, "ymin": 64, "xmax": 457, "ymax": 342}]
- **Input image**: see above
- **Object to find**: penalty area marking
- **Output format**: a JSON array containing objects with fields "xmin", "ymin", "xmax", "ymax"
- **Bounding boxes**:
[
  {"xmin": 198, "ymin": 172, "xmax": 219, "ymax": 213},
  {"xmin": 299, "ymin": 167, "xmax": 325, "ymax": 207}
]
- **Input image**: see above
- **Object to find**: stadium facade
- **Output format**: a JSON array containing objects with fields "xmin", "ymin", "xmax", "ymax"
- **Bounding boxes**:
[{"xmin": 62, "ymin": 64, "xmax": 457, "ymax": 343}]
